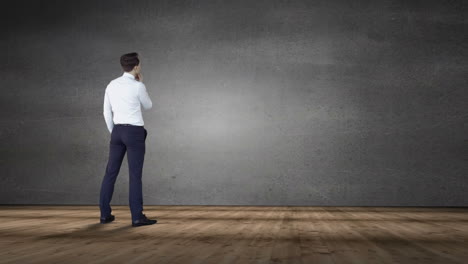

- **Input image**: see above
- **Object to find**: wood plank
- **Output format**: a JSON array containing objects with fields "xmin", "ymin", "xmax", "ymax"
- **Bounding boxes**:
[{"xmin": 0, "ymin": 205, "xmax": 467, "ymax": 264}]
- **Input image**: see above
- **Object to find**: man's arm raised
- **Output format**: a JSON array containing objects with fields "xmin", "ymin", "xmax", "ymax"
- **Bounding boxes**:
[{"xmin": 138, "ymin": 83, "xmax": 152, "ymax": 110}]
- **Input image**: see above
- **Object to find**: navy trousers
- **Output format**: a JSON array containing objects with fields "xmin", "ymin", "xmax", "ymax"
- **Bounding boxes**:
[{"xmin": 99, "ymin": 124, "xmax": 147, "ymax": 222}]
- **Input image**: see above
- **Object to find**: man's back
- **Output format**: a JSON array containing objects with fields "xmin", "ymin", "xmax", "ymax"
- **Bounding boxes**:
[{"xmin": 103, "ymin": 71, "xmax": 152, "ymax": 133}]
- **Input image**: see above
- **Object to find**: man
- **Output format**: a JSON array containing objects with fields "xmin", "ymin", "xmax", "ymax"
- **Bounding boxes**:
[{"xmin": 99, "ymin": 52, "xmax": 157, "ymax": 227}]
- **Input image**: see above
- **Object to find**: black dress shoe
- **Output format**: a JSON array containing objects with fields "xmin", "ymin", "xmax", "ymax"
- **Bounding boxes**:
[
  {"xmin": 132, "ymin": 214, "xmax": 157, "ymax": 227},
  {"xmin": 100, "ymin": 214, "xmax": 115, "ymax": 224}
]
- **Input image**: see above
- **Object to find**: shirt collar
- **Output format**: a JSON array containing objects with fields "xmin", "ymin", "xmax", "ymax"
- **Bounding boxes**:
[{"xmin": 122, "ymin": 72, "xmax": 135, "ymax": 79}]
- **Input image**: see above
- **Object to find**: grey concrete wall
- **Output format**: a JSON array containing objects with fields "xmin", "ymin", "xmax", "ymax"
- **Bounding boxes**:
[{"xmin": 1, "ymin": 0, "xmax": 467, "ymax": 206}]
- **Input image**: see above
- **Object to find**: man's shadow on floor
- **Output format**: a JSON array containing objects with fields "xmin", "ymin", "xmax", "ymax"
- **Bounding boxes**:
[{"xmin": 35, "ymin": 222, "xmax": 135, "ymax": 241}]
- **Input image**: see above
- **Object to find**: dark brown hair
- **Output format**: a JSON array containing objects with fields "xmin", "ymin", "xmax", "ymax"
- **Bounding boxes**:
[{"xmin": 120, "ymin": 52, "xmax": 140, "ymax": 72}]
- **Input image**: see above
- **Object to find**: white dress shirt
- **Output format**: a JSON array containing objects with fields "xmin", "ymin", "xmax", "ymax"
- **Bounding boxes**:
[{"xmin": 103, "ymin": 72, "xmax": 153, "ymax": 133}]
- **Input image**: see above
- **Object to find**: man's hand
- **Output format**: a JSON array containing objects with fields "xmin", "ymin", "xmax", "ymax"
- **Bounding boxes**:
[{"xmin": 136, "ymin": 73, "xmax": 143, "ymax": 82}]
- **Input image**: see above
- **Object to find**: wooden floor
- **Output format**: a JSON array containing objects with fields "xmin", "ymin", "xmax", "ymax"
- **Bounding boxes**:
[{"xmin": 0, "ymin": 206, "xmax": 467, "ymax": 264}]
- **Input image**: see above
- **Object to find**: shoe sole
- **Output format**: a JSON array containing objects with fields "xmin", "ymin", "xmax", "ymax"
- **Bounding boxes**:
[{"xmin": 132, "ymin": 221, "xmax": 157, "ymax": 227}]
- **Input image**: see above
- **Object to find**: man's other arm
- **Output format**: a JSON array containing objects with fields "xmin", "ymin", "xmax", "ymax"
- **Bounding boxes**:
[
  {"xmin": 138, "ymin": 83, "xmax": 153, "ymax": 110},
  {"xmin": 103, "ymin": 90, "xmax": 114, "ymax": 133}
]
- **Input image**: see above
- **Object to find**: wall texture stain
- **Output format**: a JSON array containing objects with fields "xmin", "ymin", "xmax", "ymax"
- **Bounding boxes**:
[{"xmin": 1, "ymin": 0, "xmax": 467, "ymax": 206}]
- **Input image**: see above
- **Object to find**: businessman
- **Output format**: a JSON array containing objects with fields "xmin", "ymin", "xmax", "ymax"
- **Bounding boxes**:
[{"xmin": 99, "ymin": 52, "xmax": 157, "ymax": 227}]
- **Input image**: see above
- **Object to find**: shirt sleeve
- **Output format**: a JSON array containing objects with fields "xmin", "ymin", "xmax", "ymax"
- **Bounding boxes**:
[
  {"xmin": 103, "ymin": 90, "xmax": 114, "ymax": 133},
  {"xmin": 138, "ymin": 83, "xmax": 153, "ymax": 110}
]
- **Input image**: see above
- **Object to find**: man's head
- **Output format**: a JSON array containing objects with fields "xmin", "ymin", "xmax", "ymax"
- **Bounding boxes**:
[{"xmin": 120, "ymin": 52, "xmax": 141, "ymax": 74}]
